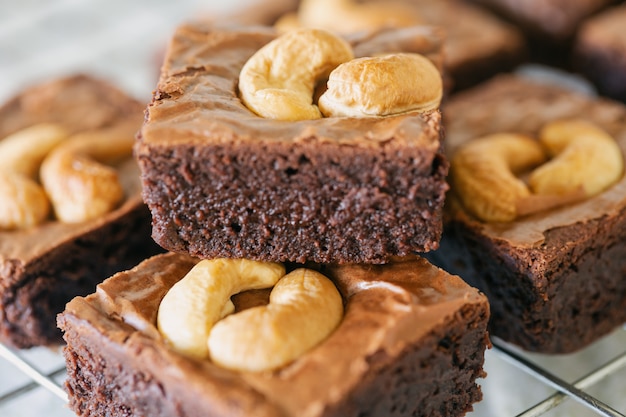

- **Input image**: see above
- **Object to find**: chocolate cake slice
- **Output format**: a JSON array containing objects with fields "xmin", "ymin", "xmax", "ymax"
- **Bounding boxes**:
[
  {"xmin": 0, "ymin": 75, "xmax": 162, "ymax": 348},
  {"xmin": 137, "ymin": 23, "xmax": 449, "ymax": 265},
  {"xmin": 429, "ymin": 74, "xmax": 626, "ymax": 353},
  {"xmin": 58, "ymin": 252, "xmax": 490, "ymax": 417}
]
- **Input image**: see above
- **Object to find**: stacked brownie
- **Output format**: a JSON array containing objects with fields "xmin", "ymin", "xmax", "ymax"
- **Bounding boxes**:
[{"xmin": 59, "ymin": 22, "xmax": 491, "ymax": 417}]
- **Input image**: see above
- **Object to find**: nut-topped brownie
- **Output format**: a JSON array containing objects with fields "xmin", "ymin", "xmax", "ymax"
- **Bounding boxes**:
[
  {"xmin": 429, "ymin": 74, "xmax": 626, "ymax": 353},
  {"xmin": 58, "ymin": 252, "xmax": 490, "ymax": 417},
  {"xmin": 137, "ymin": 23, "xmax": 449, "ymax": 264},
  {"xmin": 574, "ymin": 4, "xmax": 626, "ymax": 102},
  {"xmin": 0, "ymin": 75, "xmax": 161, "ymax": 348},
  {"xmin": 276, "ymin": 0, "xmax": 527, "ymax": 90}
]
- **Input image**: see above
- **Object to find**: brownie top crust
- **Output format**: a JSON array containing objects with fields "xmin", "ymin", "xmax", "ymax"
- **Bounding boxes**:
[
  {"xmin": 444, "ymin": 74, "xmax": 626, "ymax": 247},
  {"xmin": 0, "ymin": 75, "xmax": 145, "ymax": 268},
  {"xmin": 0, "ymin": 74, "xmax": 141, "ymax": 138},
  {"xmin": 60, "ymin": 252, "xmax": 488, "ymax": 417},
  {"xmin": 139, "ymin": 23, "xmax": 442, "ymax": 152}
]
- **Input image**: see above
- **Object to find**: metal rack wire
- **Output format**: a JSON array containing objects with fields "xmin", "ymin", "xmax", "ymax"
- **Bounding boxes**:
[{"xmin": 0, "ymin": 329, "xmax": 624, "ymax": 416}]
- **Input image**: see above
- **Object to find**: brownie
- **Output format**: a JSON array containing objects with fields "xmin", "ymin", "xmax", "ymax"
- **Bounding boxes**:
[
  {"xmin": 58, "ymin": 252, "xmax": 490, "ymax": 417},
  {"xmin": 574, "ymin": 4, "xmax": 626, "ymax": 102},
  {"xmin": 467, "ymin": 0, "xmax": 615, "ymax": 43},
  {"xmin": 0, "ymin": 75, "xmax": 162, "ymax": 349},
  {"xmin": 136, "ymin": 24, "xmax": 449, "ymax": 265},
  {"xmin": 428, "ymin": 74, "xmax": 626, "ymax": 353}
]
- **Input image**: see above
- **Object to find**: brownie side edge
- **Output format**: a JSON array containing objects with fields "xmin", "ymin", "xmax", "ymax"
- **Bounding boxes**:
[
  {"xmin": 139, "ymin": 137, "xmax": 448, "ymax": 264},
  {"xmin": 0, "ymin": 204, "xmax": 161, "ymax": 349},
  {"xmin": 431, "ymin": 205, "xmax": 626, "ymax": 353}
]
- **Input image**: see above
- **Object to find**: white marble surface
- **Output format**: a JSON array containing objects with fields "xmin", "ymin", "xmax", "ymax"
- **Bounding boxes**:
[{"xmin": 0, "ymin": 1, "xmax": 625, "ymax": 416}]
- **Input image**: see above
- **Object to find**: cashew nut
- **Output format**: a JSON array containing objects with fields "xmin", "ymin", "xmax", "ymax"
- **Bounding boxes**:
[
  {"xmin": 208, "ymin": 268, "xmax": 343, "ymax": 372},
  {"xmin": 318, "ymin": 53, "xmax": 442, "ymax": 117},
  {"xmin": 294, "ymin": 0, "xmax": 421, "ymax": 35},
  {"xmin": 530, "ymin": 119, "xmax": 623, "ymax": 197},
  {"xmin": 40, "ymin": 124, "xmax": 134, "ymax": 223},
  {"xmin": 0, "ymin": 124, "xmax": 68, "ymax": 229},
  {"xmin": 238, "ymin": 28, "xmax": 354, "ymax": 121},
  {"xmin": 451, "ymin": 120, "xmax": 625, "ymax": 222},
  {"xmin": 450, "ymin": 133, "xmax": 546, "ymax": 222},
  {"xmin": 157, "ymin": 259, "xmax": 286, "ymax": 359}
]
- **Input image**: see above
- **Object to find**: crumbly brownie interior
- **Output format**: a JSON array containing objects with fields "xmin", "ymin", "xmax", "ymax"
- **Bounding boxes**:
[{"xmin": 143, "ymin": 131, "xmax": 448, "ymax": 265}]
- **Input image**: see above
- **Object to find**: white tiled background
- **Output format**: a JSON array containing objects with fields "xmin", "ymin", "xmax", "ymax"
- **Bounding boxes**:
[{"xmin": 0, "ymin": 1, "xmax": 625, "ymax": 416}]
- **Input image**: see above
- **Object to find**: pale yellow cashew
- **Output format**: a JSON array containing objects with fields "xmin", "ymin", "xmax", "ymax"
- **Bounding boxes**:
[
  {"xmin": 238, "ymin": 28, "xmax": 354, "ymax": 121},
  {"xmin": 40, "ymin": 126, "xmax": 134, "ymax": 223},
  {"xmin": 296, "ymin": 0, "xmax": 421, "ymax": 35},
  {"xmin": 318, "ymin": 53, "xmax": 442, "ymax": 117},
  {"xmin": 208, "ymin": 268, "xmax": 343, "ymax": 372},
  {"xmin": 157, "ymin": 259, "xmax": 286, "ymax": 359},
  {"xmin": 530, "ymin": 119, "xmax": 623, "ymax": 197},
  {"xmin": 0, "ymin": 124, "xmax": 68, "ymax": 229},
  {"xmin": 450, "ymin": 133, "xmax": 546, "ymax": 222}
]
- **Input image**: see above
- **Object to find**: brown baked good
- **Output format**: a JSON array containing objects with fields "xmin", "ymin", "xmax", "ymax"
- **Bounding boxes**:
[
  {"xmin": 0, "ymin": 75, "xmax": 162, "ymax": 348},
  {"xmin": 136, "ymin": 23, "xmax": 449, "ymax": 265},
  {"xmin": 58, "ymin": 252, "xmax": 490, "ymax": 417},
  {"xmin": 574, "ymin": 4, "xmax": 626, "ymax": 102},
  {"xmin": 428, "ymin": 74, "xmax": 626, "ymax": 353}
]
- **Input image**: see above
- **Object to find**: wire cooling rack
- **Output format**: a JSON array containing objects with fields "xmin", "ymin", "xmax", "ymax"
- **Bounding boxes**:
[{"xmin": 0, "ymin": 328, "xmax": 625, "ymax": 417}]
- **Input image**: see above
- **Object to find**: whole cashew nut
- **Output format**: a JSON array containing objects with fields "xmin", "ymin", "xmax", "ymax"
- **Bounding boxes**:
[
  {"xmin": 530, "ymin": 119, "xmax": 623, "ymax": 197},
  {"xmin": 40, "ymin": 123, "xmax": 134, "ymax": 223},
  {"xmin": 208, "ymin": 268, "xmax": 343, "ymax": 372},
  {"xmin": 451, "ymin": 120, "xmax": 624, "ymax": 223},
  {"xmin": 450, "ymin": 133, "xmax": 546, "ymax": 222},
  {"xmin": 157, "ymin": 259, "xmax": 286, "ymax": 359},
  {"xmin": 282, "ymin": 0, "xmax": 421, "ymax": 35},
  {"xmin": 238, "ymin": 28, "xmax": 354, "ymax": 121},
  {"xmin": 318, "ymin": 53, "xmax": 442, "ymax": 117},
  {"xmin": 0, "ymin": 124, "xmax": 68, "ymax": 229}
]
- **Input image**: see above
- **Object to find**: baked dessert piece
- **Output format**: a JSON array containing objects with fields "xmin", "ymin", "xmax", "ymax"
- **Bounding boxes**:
[
  {"xmin": 58, "ymin": 252, "xmax": 490, "ymax": 417},
  {"xmin": 467, "ymin": 0, "xmax": 615, "ymax": 44},
  {"xmin": 429, "ymin": 74, "xmax": 626, "ymax": 353},
  {"xmin": 0, "ymin": 75, "xmax": 161, "ymax": 349},
  {"xmin": 574, "ymin": 4, "xmax": 626, "ymax": 102},
  {"xmin": 276, "ymin": 0, "xmax": 526, "ymax": 90},
  {"xmin": 137, "ymin": 23, "xmax": 449, "ymax": 264}
]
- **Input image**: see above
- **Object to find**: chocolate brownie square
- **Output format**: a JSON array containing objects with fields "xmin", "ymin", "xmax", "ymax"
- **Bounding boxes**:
[
  {"xmin": 58, "ymin": 252, "xmax": 490, "ymax": 417},
  {"xmin": 574, "ymin": 4, "xmax": 626, "ymax": 102},
  {"xmin": 429, "ymin": 74, "xmax": 626, "ymax": 353},
  {"xmin": 136, "ymin": 23, "xmax": 449, "ymax": 264},
  {"xmin": 0, "ymin": 75, "xmax": 161, "ymax": 348}
]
